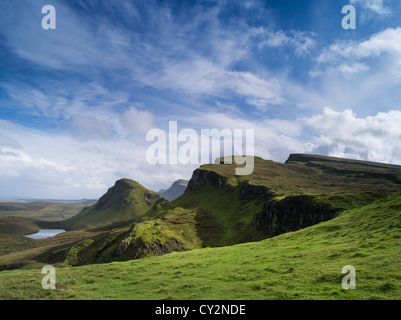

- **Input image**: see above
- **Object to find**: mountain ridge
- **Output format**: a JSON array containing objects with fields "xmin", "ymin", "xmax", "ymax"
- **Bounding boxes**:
[
  {"xmin": 51, "ymin": 153, "xmax": 401, "ymax": 267},
  {"xmin": 2, "ymin": 153, "xmax": 401, "ymax": 271}
]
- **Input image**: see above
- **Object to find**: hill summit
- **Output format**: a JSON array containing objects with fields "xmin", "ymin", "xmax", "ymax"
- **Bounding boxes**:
[{"xmin": 62, "ymin": 179, "xmax": 160, "ymax": 230}]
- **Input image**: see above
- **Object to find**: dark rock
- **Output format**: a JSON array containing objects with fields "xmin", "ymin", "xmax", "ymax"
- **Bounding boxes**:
[
  {"xmin": 186, "ymin": 169, "xmax": 228, "ymax": 192},
  {"xmin": 253, "ymin": 195, "xmax": 341, "ymax": 237},
  {"xmin": 239, "ymin": 182, "xmax": 275, "ymax": 200},
  {"xmin": 115, "ymin": 236, "xmax": 186, "ymax": 259}
]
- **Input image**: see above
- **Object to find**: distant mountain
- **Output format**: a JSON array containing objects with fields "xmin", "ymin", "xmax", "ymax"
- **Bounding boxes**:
[
  {"xmin": 61, "ymin": 179, "xmax": 160, "ymax": 230},
  {"xmin": 158, "ymin": 179, "xmax": 189, "ymax": 201}
]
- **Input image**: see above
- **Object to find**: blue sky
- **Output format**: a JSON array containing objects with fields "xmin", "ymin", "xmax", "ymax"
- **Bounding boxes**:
[{"xmin": 1, "ymin": 0, "xmax": 401, "ymax": 198}]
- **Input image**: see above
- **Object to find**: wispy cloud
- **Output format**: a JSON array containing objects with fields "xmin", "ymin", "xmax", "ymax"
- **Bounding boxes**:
[
  {"xmin": 351, "ymin": 0, "xmax": 392, "ymax": 16},
  {"xmin": 258, "ymin": 29, "xmax": 317, "ymax": 56},
  {"xmin": 317, "ymin": 27, "xmax": 401, "ymax": 67},
  {"xmin": 1, "ymin": 0, "xmax": 401, "ymax": 197}
]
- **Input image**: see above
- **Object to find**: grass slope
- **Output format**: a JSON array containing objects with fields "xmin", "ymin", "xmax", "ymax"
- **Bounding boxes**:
[{"xmin": 1, "ymin": 191, "xmax": 400, "ymax": 300}]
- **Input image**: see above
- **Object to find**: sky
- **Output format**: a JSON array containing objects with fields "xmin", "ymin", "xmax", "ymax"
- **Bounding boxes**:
[{"xmin": 1, "ymin": 0, "xmax": 401, "ymax": 199}]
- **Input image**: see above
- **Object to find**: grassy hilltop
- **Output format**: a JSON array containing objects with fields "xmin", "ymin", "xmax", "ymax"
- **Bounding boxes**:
[{"xmin": 61, "ymin": 178, "xmax": 160, "ymax": 230}]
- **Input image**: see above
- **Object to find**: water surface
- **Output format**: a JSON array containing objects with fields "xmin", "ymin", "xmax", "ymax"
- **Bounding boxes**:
[{"xmin": 25, "ymin": 229, "xmax": 66, "ymax": 239}]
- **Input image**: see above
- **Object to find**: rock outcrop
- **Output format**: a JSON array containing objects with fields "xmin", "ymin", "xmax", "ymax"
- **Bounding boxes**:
[
  {"xmin": 186, "ymin": 169, "xmax": 228, "ymax": 192},
  {"xmin": 253, "ymin": 195, "xmax": 341, "ymax": 237},
  {"xmin": 115, "ymin": 236, "xmax": 185, "ymax": 259},
  {"xmin": 239, "ymin": 182, "xmax": 274, "ymax": 200}
]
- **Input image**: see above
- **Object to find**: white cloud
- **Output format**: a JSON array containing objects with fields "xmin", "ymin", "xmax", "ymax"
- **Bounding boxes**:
[
  {"xmin": 70, "ymin": 115, "xmax": 113, "ymax": 141},
  {"xmin": 311, "ymin": 62, "xmax": 370, "ymax": 78},
  {"xmin": 335, "ymin": 63, "xmax": 370, "ymax": 77},
  {"xmin": 317, "ymin": 28, "xmax": 401, "ymax": 68},
  {"xmin": 3, "ymin": 105, "xmax": 401, "ymax": 199},
  {"xmin": 184, "ymin": 111, "xmax": 306, "ymax": 163},
  {"xmin": 120, "ymin": 107, "xmax": 155, "ymax": 136},
  {"xmin": 0, "ymin": 120, "xmax": 174, "ymax": 198},
  {"xmin": 304, "ymin": 107, "xmax": 401, "ymax": 164},
  {"xmin": 143, "ymin": 56, "xmax": 284, "ymax": 110},
  {"xmin": 258, "ymin": 29, "xmax": 317, "ymax": 56},
  {"xmin": 305, "ymin": 27, "xmax": 401, "ymax": 114}
]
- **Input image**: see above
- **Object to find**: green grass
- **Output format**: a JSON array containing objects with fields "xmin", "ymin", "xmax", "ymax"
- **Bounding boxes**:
[
  {"xmin": 171, "ymin": 182, "xmax": 266, "ymax": 246},
  {"xmin": 1, "ymin": 191, "xmax": 400, "ymax": 300}
]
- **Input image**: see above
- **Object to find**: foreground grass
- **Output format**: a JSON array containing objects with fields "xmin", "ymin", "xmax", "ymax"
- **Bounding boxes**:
[{"xmin": 1, "ymin": 192, "xmax": 401, "ymax": 300}]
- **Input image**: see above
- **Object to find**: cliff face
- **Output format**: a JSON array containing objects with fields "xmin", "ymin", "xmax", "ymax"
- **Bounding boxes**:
[
  {"xmin": 239, "ymin": 182, "xmax": 274, "ymax": 200},
  {"xmin": 253, "ymin": 195, "xmax": 341, "ymax": 237},
  {"xmin": 186, "ymin": 169, "xmax": 228, "ymax": 192}
]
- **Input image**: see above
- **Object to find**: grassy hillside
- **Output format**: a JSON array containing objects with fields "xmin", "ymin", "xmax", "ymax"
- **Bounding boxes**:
[
  {"xmin": 61, "ymin": 179, "xmax": 160, "ymax": 230},
  {"xmin": 1, "ymin": 191, "xmax": 400, "ymax": 300}
]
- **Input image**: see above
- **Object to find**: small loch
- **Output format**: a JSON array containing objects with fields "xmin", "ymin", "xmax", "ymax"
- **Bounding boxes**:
[{"xmin": 25, "ymin": 229, "xmax": 66, "ymax": 239}]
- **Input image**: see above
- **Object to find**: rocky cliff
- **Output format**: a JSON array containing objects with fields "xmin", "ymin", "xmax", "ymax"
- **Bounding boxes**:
[
  {"xmin": 186, "ymin": 169, "xmax": 228, "ymax": 192},
  {"xmin": 253, "ymin": 195, "xmax": 341, "ymax": 237}
]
